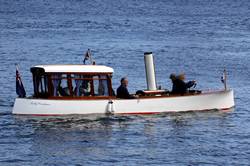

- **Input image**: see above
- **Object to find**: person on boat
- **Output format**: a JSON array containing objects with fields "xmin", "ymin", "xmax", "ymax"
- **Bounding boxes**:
[
  {"xmin": 169, "ymin": 73, "xmax": 178, "ymax": 93},
  {"xmin": 81, "ymin": 80, "xmax": 91, "ymax": 96},
  {"xmin": 169, "ymin": 73, "xmax": 196, "ymax": 95},
  {"xmin": 117, "ymin": 77, "xmax": 135, "ymax": 99},
  {"xmin": 57, "ymin": 80, "xmax": 70, "ymax": 96}
]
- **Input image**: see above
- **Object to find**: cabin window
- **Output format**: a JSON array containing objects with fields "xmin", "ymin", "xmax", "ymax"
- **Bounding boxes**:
[
  {"xmin": 33, "ymin": 74, "xmax": 49, "ymax": 97},
  {"xmin": 70, "ymin": 74, "xmax": 110, "ymax": 97},
  {"xmin": 58, "ymin": 74, "xmax": 71, "ymax": 96},
  {"xmin": 93, "ymin": 75, "xmax": 109, "ymax": 96},
  {"xmin": 51, "ymin": 74, "xmax": 72, "ymax": 97},
  {"xmin": 40, "ymin": 76, "xmax": 48, "ymax": 93},
  {"xmin": 51, "ymin": 74, "xmax": 61, "ymax": 96},
  {"xmin": 72, "ymin": 75, "xmax": 92, "ymax": 96},
  {"xmin": 47, "ymin": 73, "xmax": 111, "ymax": 97}
]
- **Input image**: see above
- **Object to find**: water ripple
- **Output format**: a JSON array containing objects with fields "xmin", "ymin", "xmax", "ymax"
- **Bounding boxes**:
[{"xmin": 1, "ymin": 0, "xmax": 250, "ymax": 165}]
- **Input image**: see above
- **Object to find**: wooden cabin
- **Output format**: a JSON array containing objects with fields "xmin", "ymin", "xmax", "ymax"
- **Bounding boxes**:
[{"xmin": 30, "ymin": 65, "xmax": 114, "ymax": 99}]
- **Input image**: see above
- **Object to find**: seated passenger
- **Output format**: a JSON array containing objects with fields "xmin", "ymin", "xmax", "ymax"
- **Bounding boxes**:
[
  {"xmin": 81, "ymin": 80, "xmax": 91, "ymax": 96},
  {"xmin": 57, "ymin": 80, "xmax": 70, "ymax": 96},
  {"xmin": 169, "ymin": 73, "xmax": 196, "ymax": 95},
  {"xmin": 116, "ymin": 77, "xmax": 135, "ymax": 99}
]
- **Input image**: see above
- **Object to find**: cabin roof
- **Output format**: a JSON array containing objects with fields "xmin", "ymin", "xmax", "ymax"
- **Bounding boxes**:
[{"xmin": 32, "ymin": 65, "xmax": 114, "ymax": 73}]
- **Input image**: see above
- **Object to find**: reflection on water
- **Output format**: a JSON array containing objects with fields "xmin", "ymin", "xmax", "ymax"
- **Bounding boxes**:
[
  {"xmin": 0, "ymin": 105, "xmax": 247, "ymax": 165},
  {"xmin": 13, "ymin": 108, "xmax": 234, "ymax": 130}
]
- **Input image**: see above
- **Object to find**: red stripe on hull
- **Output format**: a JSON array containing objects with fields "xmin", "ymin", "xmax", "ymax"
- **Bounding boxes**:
[
  {"xmin": 13, "ymin": 107, "xmax": 234, "ymax": 116},
  {"xmin": 118, "ymin": 112, "xmax": 161, "ymax": 115},
  {"xmin": 119, "ymin": 107, "xmax": 234, "ymax": 115}
]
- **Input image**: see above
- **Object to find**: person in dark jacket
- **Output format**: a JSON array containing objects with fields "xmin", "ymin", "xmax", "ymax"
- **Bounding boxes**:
[
  {"xmin": 116, "ymin": 77, "xmax": 135, "ymax": 99},
  {"xmin": 170, "ymin": 73, "xmax": 196, "ymax": 95},
  {"xmin": 169, "ymin": 74, "xmax": 178, "ymax": 93}
]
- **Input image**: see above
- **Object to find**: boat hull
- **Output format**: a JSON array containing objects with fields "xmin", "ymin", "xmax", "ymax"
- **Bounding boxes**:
[{"xmin": 12, "ymin": 90, "xmax": 235, "ymax": 115}]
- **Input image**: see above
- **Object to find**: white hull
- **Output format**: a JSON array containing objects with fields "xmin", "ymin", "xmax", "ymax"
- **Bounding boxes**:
[{"xmin": 12, "ymin": 90, "xmax": 234, "ymax": 115}]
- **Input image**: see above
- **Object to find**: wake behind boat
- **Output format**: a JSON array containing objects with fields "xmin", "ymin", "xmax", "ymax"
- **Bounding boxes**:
[{"xmin": 12, "ymin": 52, "xmax": 235, "ymax": 115}]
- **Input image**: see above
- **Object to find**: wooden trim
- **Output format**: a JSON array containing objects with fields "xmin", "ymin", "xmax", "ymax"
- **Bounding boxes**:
[
  {"xmin": 143, "ymin": 90, "xmax": 166, "ymax": 94},
  {"xmin": 28, "ymin": 89, "xmax": 230, "ymax": 100},
  {"xmin": 47, "ymin": 96, "xmax": 116, "ymax": 100},
  {"xmin": 115, "ymin": 90, "xmax": 228, "ymax": 100},
  {"xmin": 90, "ymin": 80, "xmax": 94, "ymax": 96},
  {"xmin": 67, "ymin": 74, "xmax": 73, "ymax": 96},
  {"xmin": 48, "ymin": 74, "xmax": 53, "ymax": 97}
]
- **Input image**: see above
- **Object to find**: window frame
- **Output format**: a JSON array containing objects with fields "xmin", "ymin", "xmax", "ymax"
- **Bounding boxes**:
[{"xmin": 32, "ymin": 72, "xmax": 114, "ymax": 99}]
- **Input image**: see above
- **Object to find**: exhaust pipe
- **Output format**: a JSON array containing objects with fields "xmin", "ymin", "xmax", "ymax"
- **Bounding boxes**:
[{"xmin": 144, "ymin": 52, "xmax": 157, "ymax": 91}]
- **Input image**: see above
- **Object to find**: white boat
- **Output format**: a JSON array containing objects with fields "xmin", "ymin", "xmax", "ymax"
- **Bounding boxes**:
[{"xmin": 12, "ymin": 53, "xmax": 235, "ymax": 115}]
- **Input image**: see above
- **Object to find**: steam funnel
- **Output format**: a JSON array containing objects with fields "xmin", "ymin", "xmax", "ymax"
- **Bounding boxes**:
[{"xmin": 144, "ymin": 52, "xmax": 157, "ymax": 91}]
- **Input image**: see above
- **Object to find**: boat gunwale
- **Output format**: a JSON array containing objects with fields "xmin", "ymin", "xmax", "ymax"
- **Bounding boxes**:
[{"xmin": 16, "ymin": 89, "xmax": 232, "ymax": 101}]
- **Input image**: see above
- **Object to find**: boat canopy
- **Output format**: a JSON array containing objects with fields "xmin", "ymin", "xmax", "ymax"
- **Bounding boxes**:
[
  {"xmin": 30, "ymin": 65, "xmax": 114, "ymax": 98},
  {"xmin": 31, "ymin": 65, "xmax": 114, "ymax": 74}
]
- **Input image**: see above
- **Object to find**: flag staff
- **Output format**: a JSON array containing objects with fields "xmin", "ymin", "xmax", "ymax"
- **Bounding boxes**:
[{"xmin": 221, "ymin": 68, "xmax": 227, "ymax": 91}]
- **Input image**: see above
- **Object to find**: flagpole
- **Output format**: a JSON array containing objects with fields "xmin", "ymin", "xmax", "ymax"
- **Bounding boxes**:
[{"xmin": 223, "ymin": 69, "xmax": 227, "ymax": 91}]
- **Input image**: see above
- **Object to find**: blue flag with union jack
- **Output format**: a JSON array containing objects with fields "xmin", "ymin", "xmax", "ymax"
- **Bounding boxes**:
[
  {"xmin": 83, "ymin": 49, "xmax": 95, "ymax": 65},
  {"xmin": 16, "ymin": 65, "xmax": 26, "ymax": 98}
]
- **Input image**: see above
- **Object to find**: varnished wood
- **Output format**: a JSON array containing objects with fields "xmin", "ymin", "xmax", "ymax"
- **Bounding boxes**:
[
  {"xmin": 32, "ymin": 72, "xmax": 114, "ymax": 98},
  {"xmin": 48, "ymin": 74, "xmax": 53, "ymax": 97},
  {"xmin": 29, "ymin": 90, "xmax": 227, "ymax": 101},
  {"xmin": 67, "ymin": 74, "xmax": 73, "ymax": 96},
  {"xmin": 47, "ymin": 96, "xmax": 116, "ymax": 100}
]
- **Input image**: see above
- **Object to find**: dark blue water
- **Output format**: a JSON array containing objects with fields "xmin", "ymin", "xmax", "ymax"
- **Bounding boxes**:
[{"xmin": 1, "ymin": 0, "xmax": 250, "ymax": 165}]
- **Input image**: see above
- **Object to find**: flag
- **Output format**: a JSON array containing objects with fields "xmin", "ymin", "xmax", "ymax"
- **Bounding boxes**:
[
  {"xmin": 16, "ymin": 65, "xmax": 26, "ymax": 98},
  {"xmin": 83, "ymin": 49, "xmax": 92, "ymax": 65}
]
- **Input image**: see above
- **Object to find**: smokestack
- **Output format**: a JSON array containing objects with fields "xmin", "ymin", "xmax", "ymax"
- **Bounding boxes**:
[{"xmin": 144, "ymin": 52, "xmax": 157, "ymax": 91}]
